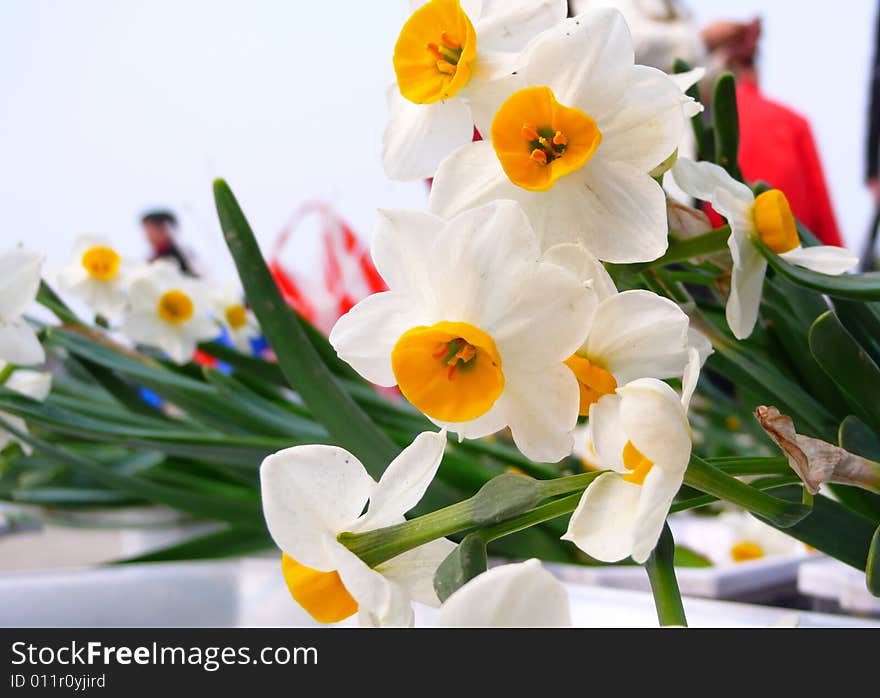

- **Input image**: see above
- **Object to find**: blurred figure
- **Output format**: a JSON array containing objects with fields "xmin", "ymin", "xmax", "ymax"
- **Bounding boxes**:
[
  {"xmin": 864, "ymin": 5, "xmax": 880, "ymax": 268},
  {"xmin": 141, "ymin": 210, "xmax": 198, "ymax": 275},
  {"xmin": 705, "ymin": 17, "xmax": 844, "ymax": 246}
]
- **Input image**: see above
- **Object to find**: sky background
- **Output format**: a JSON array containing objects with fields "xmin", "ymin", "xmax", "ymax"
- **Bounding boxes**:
[{"xmin": 1, "ymin": 0, "xmax": 877, "ymax": 283}]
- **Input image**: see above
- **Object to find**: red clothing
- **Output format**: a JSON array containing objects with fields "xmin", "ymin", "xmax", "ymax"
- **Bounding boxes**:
[{"xmin": 733, "ymin": 80, "xmax": 844, "ymax": 246}]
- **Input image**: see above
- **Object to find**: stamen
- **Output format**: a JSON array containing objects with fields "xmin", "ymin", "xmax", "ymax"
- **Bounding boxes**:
[
  {"xmin": 426, "ymin": 42, "xmax": 444, "ymax": 60},
  {"xmin": 530, "ymin": 149, "xmax": 548, "ymax": 165},
  {"xmin": 433, "ymin": 343, "xmax": 449, "ymax": 360},
  {"xmin": 452, "ymin": 344, "xmax": 476, "ymax": 364},
  {"xmin": 521, "ymin": 123, "xmax": 539, "ymax": 141},
  {"xmin": 447, "ymin": 363, "xmax": 458, "ymax": 380},
  {"xmin": 440, "ymin": 31, "xmax": 460, "ymax": 50},
  {"xmin": 552, "ymin": 131, "xmax": 568, "ymax": 146},
  {"xmin": 436, "ymin": 60, "xmax": 456, "ymax": 75}
]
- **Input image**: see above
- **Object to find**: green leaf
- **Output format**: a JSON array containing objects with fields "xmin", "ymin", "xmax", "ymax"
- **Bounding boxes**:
[
  {"xmin": 832, "ymin": 299, "xmax": 880, "ymax": 367},
  {"xmin": 867, "ymin": 525, "xmax": 880, "ymax": 597},
  {"xmin": 674, "ymin": 545, "xmax": 712, "ymax": 568},
  {"xmin": 809, "ymin": 311, "xmax": 880, "ymax": 433},
  {"xmin": 117, "ymin": 526, "xmax": 274, "ymax": 564},
  {"xmin": 213, "ymin": 179, "xmax": 399, "ymax": 477},
  {"xmin": 763, "ymin": 485, "xmax": 876, "ymax": 570},
  {"xmin": 433, "ymin": 533, "xmax": 488, "ymax": 603},
  {"xmin": 840, "ymin": 415, "xmax": 880, "ymax": 460},
  {"xmin": 712, "ymin": 73, "xmax": 742, "ymax": 180},
  {"xmin": 756, "ymin": 239, "xmax": 880, "ymax": 300}
]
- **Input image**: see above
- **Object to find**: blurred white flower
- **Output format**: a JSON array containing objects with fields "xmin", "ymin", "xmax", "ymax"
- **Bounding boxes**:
[
  {"xmin": 211, "ymin": 283, "xmax": 260, "ymax": 353},
  {"xmin": 0, "ymin": 246, "xmax": 44, "ymax": 366},
  {"xmin": 329, "ymin": 200, "xmax": 596, "ymax": 463},
  {"xmin": 57, "ymin": 235, "xmax": 130, "ymax": 319},
  {"xmin": 0, "ymin": 362, "xmax": 52, "ymax": 454},
  {"xmin": 671, "ymin": 157, "xmax": 858, "ymax": 339},
  {"xmin": 260, "ymin": 430, "xmax": 454, "ymax": 627},
  {"xmin": 435, "ymin": 559, "xmax": 571, "ymax": 627},
  {"xmin": 430, "ymin": 9, "xmax": 686, "ymax": 263},
  {"xmin": 385, "ymin": 0, "xmax": 567, "ymax": 180},
  {"xmin": 121, "ymin": 261, "xmax": 219, "ymax": 364}
]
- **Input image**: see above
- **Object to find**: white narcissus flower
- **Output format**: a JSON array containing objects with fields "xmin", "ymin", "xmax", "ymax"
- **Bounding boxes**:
[
  {"xmin": 0, "ymin": 247, "xmax": 45, "ymax": 366},
  {"xmin": 121, "ymin": 261, "xmax": 219, "ymax": 364},
  {"xmin": 563, "ymin": 373, "xmax": 695, "ymax": 564},
  {"xmin": 56, "ymin": 236, "xmax": 130, "ymax": 319},
  {"xmin": 429, "ymin": 8, "xmax": 686, "ymax": 263},
  {"xmin": 211, "ymin": 284, "xmax": 260, "ymax": 353},
  {"xmin": 671, "ymin": 157, "xmax": 859, "ymax": 340},
  {"xmin": 260, "ymin": 430, "xmax": 455, "ymax": 627},
  {"xmin": 385, "ymin": 0, "xmax": 567, "ymax": 180},
  {"xmin": 329, "ymin": 200, "xmax": 596, "ymax": 463},
  {"xmin": 542, "ymin": 243, "xmax": 706, "ymax": 417},
  {"xmin": 0, "ymin": 362, "xmax": 52, "ymax": 454},
  {"xmin": 435, "ymin": 559, "xmax": 571, "ymax": 627}
]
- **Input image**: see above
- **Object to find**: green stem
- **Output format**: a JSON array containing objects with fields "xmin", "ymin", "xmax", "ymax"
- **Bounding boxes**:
[
  {"xmin": 477, "ymin": 493, "xmax": 584, "ymax": 544},
  {"xmin": 36, "ymin": 281, "xmax": 82, "ymax": 326},
  {"xmin": 645, "ymin": 524, "xmax": 688, "ymax": 627},
  {"xmin": 0, "ymin": 363, "xmax": 15, "ymax": 385},
  {"xmin": 684, "ymin": 455, "xmax": 810, "ymax": 527}
]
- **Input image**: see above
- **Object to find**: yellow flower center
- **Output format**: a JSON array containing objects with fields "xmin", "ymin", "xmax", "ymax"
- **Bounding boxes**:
[
  {"xmin": 564, "ymin": 355, "xmax": 617, "ymax": 416},
  {"xmin": 81, "ymin": 245, "xmax": 121, "ymax": 281},
  {"xmin": 730, "ymin": 541, "xmax": 765, "ymax": 563},
  {"xmin": 225, "ymin": 304, "xmax": 248, "ymax": 329},
  {"xmin": 622, "ymin": 440, "xmax": 654, "ymax": 486},
  {"xmin": 157, "ymin": 289, "xmax": 194, "ymax": 324},
  {"xmin": 391, "ymin": 321, "xmax": 504, "ymax": 423},
  {"xmin": 393, "ymin": 0, "xmax": 477, "ymax": 104},
  {"xmin": 752, "ymin": 189, "xmax": 799, "ymax": 254},
  {"xmin": 491, "ymin": 86, "xmax": 602, "ymax": 192},
  {"xmin": 281, "ymin": 554, "xmax": 358, "ymax": 624}
]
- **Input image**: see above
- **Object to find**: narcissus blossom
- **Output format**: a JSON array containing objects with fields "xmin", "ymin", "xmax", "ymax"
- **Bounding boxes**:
[
  {"xmin": 122, "ymin": 261, "xmax": 219, "ymax": 364},
  {"xmin": 0, "ymin": 362, "xmax": 52, "ymax": 454},
  {"xmin": 212, "ymin": 284, "xmax": 260, "ymax": 353},
  {"xmin": 57, "ymin": 235, "xmax": 130, "ymax": 319},
  {"xmin": 260, "ymin": 430, "xmax": 455, "ymax": 627},
  {"xmin": 429, "ymin": 8, "xmax": 686, "ymax": 263},
  {"xmin": 543, "ymin": 243, "xmax": 701, "ymax": 416},
  {"xmin": 563, "ymin": 371, "xmax": 696, "ymax": 564},
  {"xmin": 385, "ymin": 0, "xmax": 567, "ymax": 180},
  {"xmin": 0, "ymin": 247, "xmax": 44, "ymax": 366},
  {"xmin": 330, "ymin": 200, "xmax": 595, "ymax": 462},
  {"xmin": 435, "ymin": 559, "xmax": 571, "ymax": 627},
  {"xmin": 672, "ymin": 157, "xmax": 859, "ymax": 340}
]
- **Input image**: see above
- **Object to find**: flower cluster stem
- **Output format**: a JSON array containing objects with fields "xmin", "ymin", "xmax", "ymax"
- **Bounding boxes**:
[{"xmin": 645, "ymin": 524, "xmax": 688, "ymax": 627}]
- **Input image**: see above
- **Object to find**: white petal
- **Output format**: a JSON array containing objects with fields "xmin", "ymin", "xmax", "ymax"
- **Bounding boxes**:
[
  {"xmin": 521, "ymin": 10, "xmax": 633, "ymax": 117},
  {"xmin": 473, "ymin": 0, "xmax": 567, "ymax": 53},
  {"xmin": 329, "ymin": 291, "xmax": 422, "ymax": 387},
  {"xmin": 597, "ymin": 65, "xmax": 685, "ymax": 172},
  {"xmin": 669, "ymin": 67, "xmax": 706, "ymax": 94},
  {"xmin": 562, "ymin": 472, "xmax": 641, "ymax": 563},
  {"xmin": 377, "ymin": 537, "xmax": 457, "ymax": 608},
  {"xmin": 726, "ymin": 234, "xmax": 767, "ymax": 340},
  {"xmin": 618, "ymin": 378, "xmax": 691, "ymax": 473},
  {"xmin": 435, "ymin": 559, "xmax": 571, "ymax": 627},
  {"xmin": 333, "ymin": 545, "xmax": 414, "ymax": 628},
  {"xmin": 573, "ymin": 161, "xmax": 669, "ymax": 263},
  {"xmin": 681, "ymin": 345, "xmax": 703, "ymax": 414},
  {"xmin": 259, "ymin": 444, "xmax": 374, "ymax": 570},
  {"xmin": 465, "ymin": 72, "xmax": 523, "ymax": 138},
  {"xmin": 6, "ymin": 369, "xmax": 51, "ymax": 401},
  {"xmin": 671, "ymin": 157, "xmax": 754, "ymax": 209},
  {"xmin": 0, "ymin": 320, "xmax": 44, "ymax": 366},
  {"xmin": 371, "ymin": 208, "xmax": 444, "ymax": 305},
  {"xmin": 585, "ymin": 290, "xmax": 690, "ymax": 385},
  {"xmin": 631, "ymin": 467, "xmax": 684, "ymax": 563},
  {"xmin": 0, "ymin": 411, "xmax": 32, "ymax": 455},
  {"xmin": 503, "ymin": 363, "xmax": 579, "ymax": 463},
  {"xmin": 383, "ymin": 86, "xmax": 474, "ymax": 181},
  {"xmin": 541, "ymin": 243, "xmax": 617, "ymax": 302},
  {"xmin": 431, "ymin": 398, "xmax": 509, "ymax": 442},
  {"xmin": 588, "ymin": 392, "xmax": 627, "ymax": 473},
  {"xmin": 0, "ymin": 248, "xmax": 43, "ymax": 322},
  {"xmin": 354, "ymin": 430, "xmax": 447, "ymax": 531},
  {"xmin": 779, "ymin": 246, "xmax": 859, "ymax": 276}
]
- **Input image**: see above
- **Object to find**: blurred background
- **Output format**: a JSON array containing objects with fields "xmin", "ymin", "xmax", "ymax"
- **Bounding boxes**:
[{"xmin": 1, "ymin": 0, "xmax": 878, "ymax": 283}]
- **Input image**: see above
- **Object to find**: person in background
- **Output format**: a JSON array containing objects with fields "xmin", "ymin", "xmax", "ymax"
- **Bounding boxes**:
[
  {"xmin": 703, "ymin": 18, "xmax": 845, "ymax": 247},
  {"xmin": 141, "ymin": 210, "xmax": 198, "ymax": 276},
  {"xmin": 863, "ymin": 4, "xmax": 880, "ymax": 268}
]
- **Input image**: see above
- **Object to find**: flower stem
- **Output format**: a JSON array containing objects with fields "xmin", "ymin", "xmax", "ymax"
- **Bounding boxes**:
[
  {"xmin": 0, "ymin": 363, "xmax": 16, "ymax": 386},
  {"xmin": 645, "ymin": 524, "xmax": 688, "ymax": 627}
]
